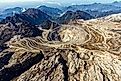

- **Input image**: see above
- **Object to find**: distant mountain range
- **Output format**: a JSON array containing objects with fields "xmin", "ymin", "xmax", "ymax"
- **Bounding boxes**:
[
  {"xmin": 64, "ymin": 3, "xmax": 121, "ymax": 18},
  {"xmin": 65, "ymin": 3, "xmax": 120, "ymax": 12},
  {"xmin": 1, "ymin": 1, "xmax": 121, "ymax": 21},
  {"xmin": 1, "ymin": 8, "xmax": 52, "ymax": 25},
  {"xmin": 109, "ymin": 1, "xmax": 121, "ymax": 7},
  {"xmin": 1, "ymin": 1, "xmax": 121, "ymax": 29},
  {"xmin": 0, "ymin": 7, "xmax": 24, "ymax": 21},
  {"xmin": 0, "ymin": 7, "xmax": 95, "ymax": 25}
]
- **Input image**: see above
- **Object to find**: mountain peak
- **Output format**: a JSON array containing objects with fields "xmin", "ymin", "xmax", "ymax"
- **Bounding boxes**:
[
  {"xmin": 24, "ymin": 8, "xmax": 43, "ymax": 14},
  {"xmin": 113, "ymin": 1, "xmax": 119, "ymax": 3},
  {"xmin": 38, "ymin": 6, "xmax": 62, "ymax": 18},
  {"xmin": 57, "ymin": 10, "xmax": 94, "ymax": 24},
  {"xmin": 1, "ymin": 8, "xmax": 52, "ymax": 25}
]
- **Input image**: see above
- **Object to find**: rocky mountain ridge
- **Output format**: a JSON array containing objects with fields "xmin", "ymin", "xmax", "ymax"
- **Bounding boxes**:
[{"xmin": 0, "ymin": 12, "xmax": 121, "ymax": 81}]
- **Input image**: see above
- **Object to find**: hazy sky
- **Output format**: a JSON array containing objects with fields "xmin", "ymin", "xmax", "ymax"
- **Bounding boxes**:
[
  {"xmin": 0, "ymin": 0, "xmax": 121, "ymax": 9},
  {"xmin": 0, "ymin": 0, "xmax": 121, "ymax": 3}
]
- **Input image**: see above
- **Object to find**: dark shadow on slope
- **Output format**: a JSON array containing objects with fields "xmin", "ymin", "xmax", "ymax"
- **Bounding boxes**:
[
  {"xmin": 0, "ymin": 52, "xmax": 44, "ymax": 81},
  {"xmin": 59, "ymin": 54, "xmax": 69, "ymax": 81},
  {"xmin": 0, "ymin": 52, "xmax": 14, "ymax": 69}
]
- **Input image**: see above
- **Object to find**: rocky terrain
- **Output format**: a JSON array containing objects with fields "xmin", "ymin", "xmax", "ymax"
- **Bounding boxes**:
[{"xmin": 0, "ymin": 12, "xmax": 121, "ymax": 81}]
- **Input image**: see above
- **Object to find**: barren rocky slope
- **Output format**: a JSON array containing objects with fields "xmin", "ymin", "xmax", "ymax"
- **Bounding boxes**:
[{"xmin": 0, "ymin": 14, "xmax": 121, "ymax": 81}]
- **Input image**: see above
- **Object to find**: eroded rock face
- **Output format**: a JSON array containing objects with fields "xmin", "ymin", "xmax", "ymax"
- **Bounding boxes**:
[{"xmin": 0, "ymin": 18, "xmax": 121, "ymax": 81}]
